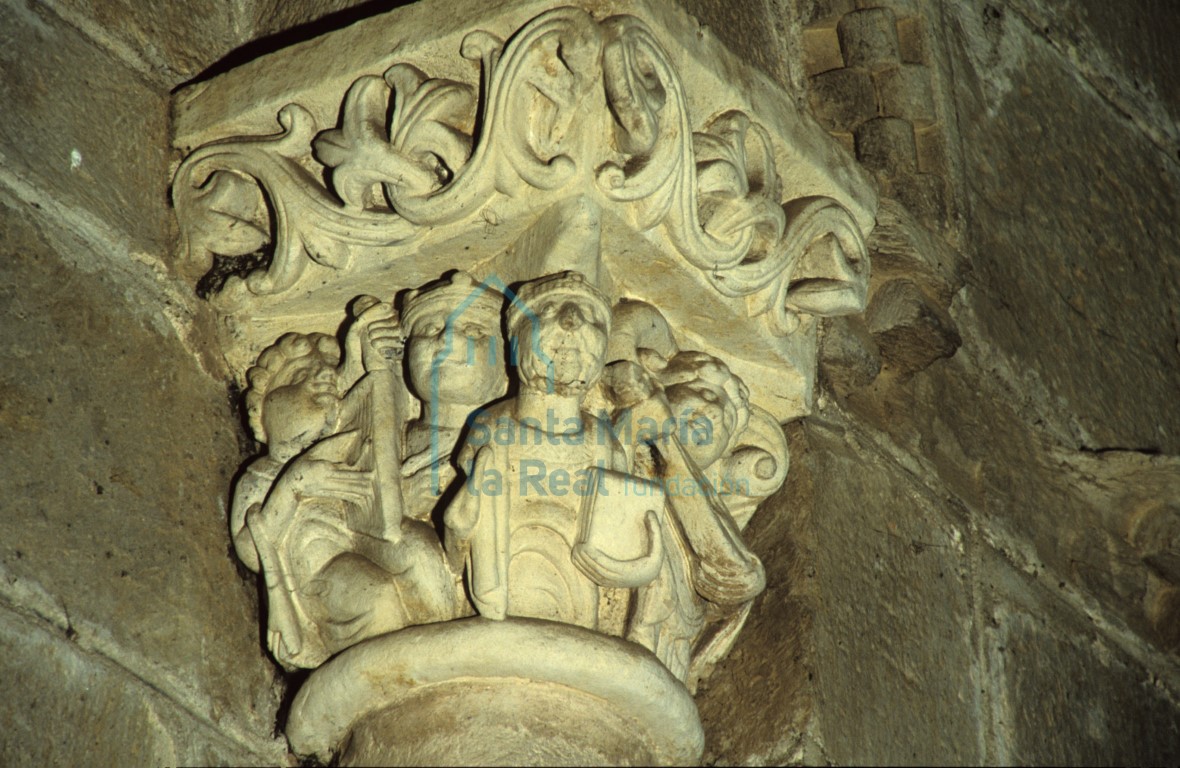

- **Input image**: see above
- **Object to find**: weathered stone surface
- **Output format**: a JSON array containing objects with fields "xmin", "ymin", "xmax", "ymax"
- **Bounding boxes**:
[
  {"xmin": 1053, "ymin": 449, "xmax": 1180, "ymax": 652},
  {"xmin": 0, "ymin": 199, "xmax": 285, "ymax": 755},
  {"xmin": 803, "ymin": 25, "xmax": 844, "ymax": 76},
  {"xmin": 0, "ymin": 607, "xmax": 272, "ymax": 766},
  {"xmin": 895, "ymin": 15, "xmax": 927, "ymax": 64},
  {"xmin": 804, "ymin": 417, "xmax": 982, "ymax": 764},
  {"xmin": 914, "ymin": 125, "xmax": 948, "ymax": 177},
  {"xmin": 4, "ymin": 0, "xmax": 1180, "ymax": 762},
  {"xmin": 866, "ymin": 277, "xmax": 961, "ymax": 375},
  {"xmin": 1145, "ymin": 575, "xmax": 1180, "ymax": 653},
  {"xmin": 874, "ymin": 63, "xmax": 936, "ymax": 125},
  {"xmin": 819, "ymin": 314, "xmax": 882, "ymax": 394},
  {"xmin": 697, "ymin": 424, "xmax": 818, "ymax": 765},
  {"xmin": 891, "ymin": 171, "xmax": 946, "ymax": 225},
  {"xmin": 798, "ymin": 0, "xmax": 857, "ymax": 27},
  {"xmin": 1129, "ymin": 502, "xmax": 1180, "ymax": 584},
  {"xmin": 0, "ymin": 1, "xmax": 170, "ymax": 254},
  {"xmin": 947, "ymin": 0, "xmax": 1180, "ymax": 453},
  {"xmin": 1008, "ymin": 0, "xmax": 1180, "ymax": 148},
  {"xmin": 855, "ymin": 116, "xmax": 918, "ymax": 175},
  {"xmin": 983, "ymin": 562, "xmax": 1180, "ymax": 765},
  {"xmin": 838, "ymin": 7, "xmax": 900, "ymax": 69},
  {"xmin": 809, "ymin": 67, "xmax": 877, "ymax": 131},
  {"xmin": 47, "ymin": 0, "xmax": 239, "ymax": 82},
  {"xmin": 246, "ymin": 0, "xmax": 379, "ymax": 41},
  {"xmin": 835, "ymin": 345, "xmax": 1176, "ymax": 655},
  {"xmin": 861, "ymin": 0, "xmax": 923, "ymax": 17},
  {"xmin": 676, "ymin": 0, "xmax": 795, "ymax": 90},
  {"xmin": 865, "ymin": 198, "xmax": 967, "ymax": 299}
]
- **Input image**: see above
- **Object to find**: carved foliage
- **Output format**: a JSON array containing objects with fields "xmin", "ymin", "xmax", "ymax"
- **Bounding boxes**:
[
  {"xmin": 313, "ymin": 66, "xmax": 473, "ymax": 211},
  {"xmin": 173, "ymin": 106, "xmax": 419, "ymax": 302},
  {"xmin": 597, "ymin": 17, "xmax": 785, "ymax": 279},
  {"xmin": 172, "ymin": 6, "xmax": 870, "ymax": 329}
]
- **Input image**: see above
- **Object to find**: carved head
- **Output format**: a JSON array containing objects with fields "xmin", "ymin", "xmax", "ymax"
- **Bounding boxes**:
[
  {"xmin": 246, "ymin": 333, "xmax": 342, "ymax": 461},
  {"xmin": 659, "ymin": 351, "xmax": 750, "ymax": 469},
  {"xmin": 507, "ymin": 271, "xmax": 611, "ymax": 397},
  {"xmin": 401, "ymin": 272, "xmax": 507, "ymax": 407}
]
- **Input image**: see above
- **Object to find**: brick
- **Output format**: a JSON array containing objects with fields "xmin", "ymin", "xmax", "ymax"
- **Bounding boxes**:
[
  {"xmin": 803, "ymin": 26, "xmax": 845, "ymax": 76},
  {"xmin": 799, "ymin": 0, "xmax": 858, "ymax": 27},
  {"xmin": 875, "ymin": 63, "xmax": 936, "ymax": 125},
  {"xmin": 838, "ymin": 7, "xmax": 901, "ymax": 69},
  {"xmin": 809, "ymin": 67, "xmax": 878, "ymax": 131},
  {"xmin": 896, "ymin": 15, "xmax": 927, "ymax": 64},
  {"xmin": 855, "ymin": 116, "xmax": 917, "ymax": 175}
]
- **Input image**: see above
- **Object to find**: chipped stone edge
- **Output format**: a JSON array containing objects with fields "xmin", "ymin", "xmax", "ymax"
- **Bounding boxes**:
[
  {"xmin": 0, "ymin": 562, "xmax": 289, "ymax": 762},
  {"xmin": 0, "ymin": 159, "xmax": 229, "ymax": 381}
]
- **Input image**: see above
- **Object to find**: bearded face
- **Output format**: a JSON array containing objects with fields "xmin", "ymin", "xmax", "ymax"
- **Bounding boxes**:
[{"xmin": 517, "ymin": 297, "xmax": 607, "ymax": 396}]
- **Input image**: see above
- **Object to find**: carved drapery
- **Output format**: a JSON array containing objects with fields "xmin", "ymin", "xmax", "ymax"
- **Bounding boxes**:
[{"xmin": 172, "ymin": 2, "xmax": 876, "ymax": 764}]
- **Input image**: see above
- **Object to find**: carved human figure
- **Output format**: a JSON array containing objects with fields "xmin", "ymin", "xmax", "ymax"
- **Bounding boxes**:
[
  {"xmin": 231, "ymin": 302, "xmax": 456, "ymax": 670},
  {"xmin": 230, "ymin": 332, "xmax": 344, "ymax": 575},
  {"xmin": 605, "ymin": 326, "xmax": 769, "ymax": 686},
  {"xmin": 398, "ymin": 273, "xmax": 508, "ymax": 522},
  {"xmin": 443, "ymin": 271, "xmax": 643, "ymax": 631}
]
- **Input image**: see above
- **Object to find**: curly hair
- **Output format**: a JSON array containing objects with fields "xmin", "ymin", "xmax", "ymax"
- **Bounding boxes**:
[
  {"xmin": 244, "ymin": 332, "xmax": 341, "ymax": 445},
  {"xmin": 658, "ymin": 350, "xmax": 751, "ymax": 455}
]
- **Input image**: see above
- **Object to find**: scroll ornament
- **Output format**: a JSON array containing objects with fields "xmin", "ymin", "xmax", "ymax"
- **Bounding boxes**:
[
  {"xmin": 176, "ymin": 6, "xmax": 875, "ymax": 763},
  {"xmin": 172, "ymin": 7, "xmax": 868, "ymax": 328}
]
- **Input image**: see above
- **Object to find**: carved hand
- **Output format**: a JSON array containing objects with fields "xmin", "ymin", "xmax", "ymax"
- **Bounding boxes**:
[
  {"xmin": 604, "ymin": 358, "xmax": 677, "ymax": 438},
  {"xmin": 346, "ymin": 296, "xmax": 403, "ymax": 374},
  {"xmin": 301, "ymin": 460, "xmax": 373, "ymax": 504},
  {"xmin": 252, "ymin": 460, "xmax": 374, "ymax": 527}
]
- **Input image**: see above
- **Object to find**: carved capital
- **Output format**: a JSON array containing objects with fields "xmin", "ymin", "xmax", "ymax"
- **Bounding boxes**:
[{"xmin": 173, "ymin": 1, "xmax": 876, "ymax": 763}]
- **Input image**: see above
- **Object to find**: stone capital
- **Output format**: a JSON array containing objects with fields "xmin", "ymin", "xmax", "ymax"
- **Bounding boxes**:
[{"xmin": 172, "ymin": 1, "xmax": 876, "ymax": 763}]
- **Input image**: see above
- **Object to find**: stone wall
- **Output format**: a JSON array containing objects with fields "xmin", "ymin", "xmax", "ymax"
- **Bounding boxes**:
[
  {"xmin": 0, "ymin": 1, "xmax": 293, "ymax": 762},
  {"xmin": 744, "ymin": 0, "xmax": 1180, "ymax": 762},
  {"xmin": 2, "ymin": 0, "xmax": 1177, "ymax": 764}
]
